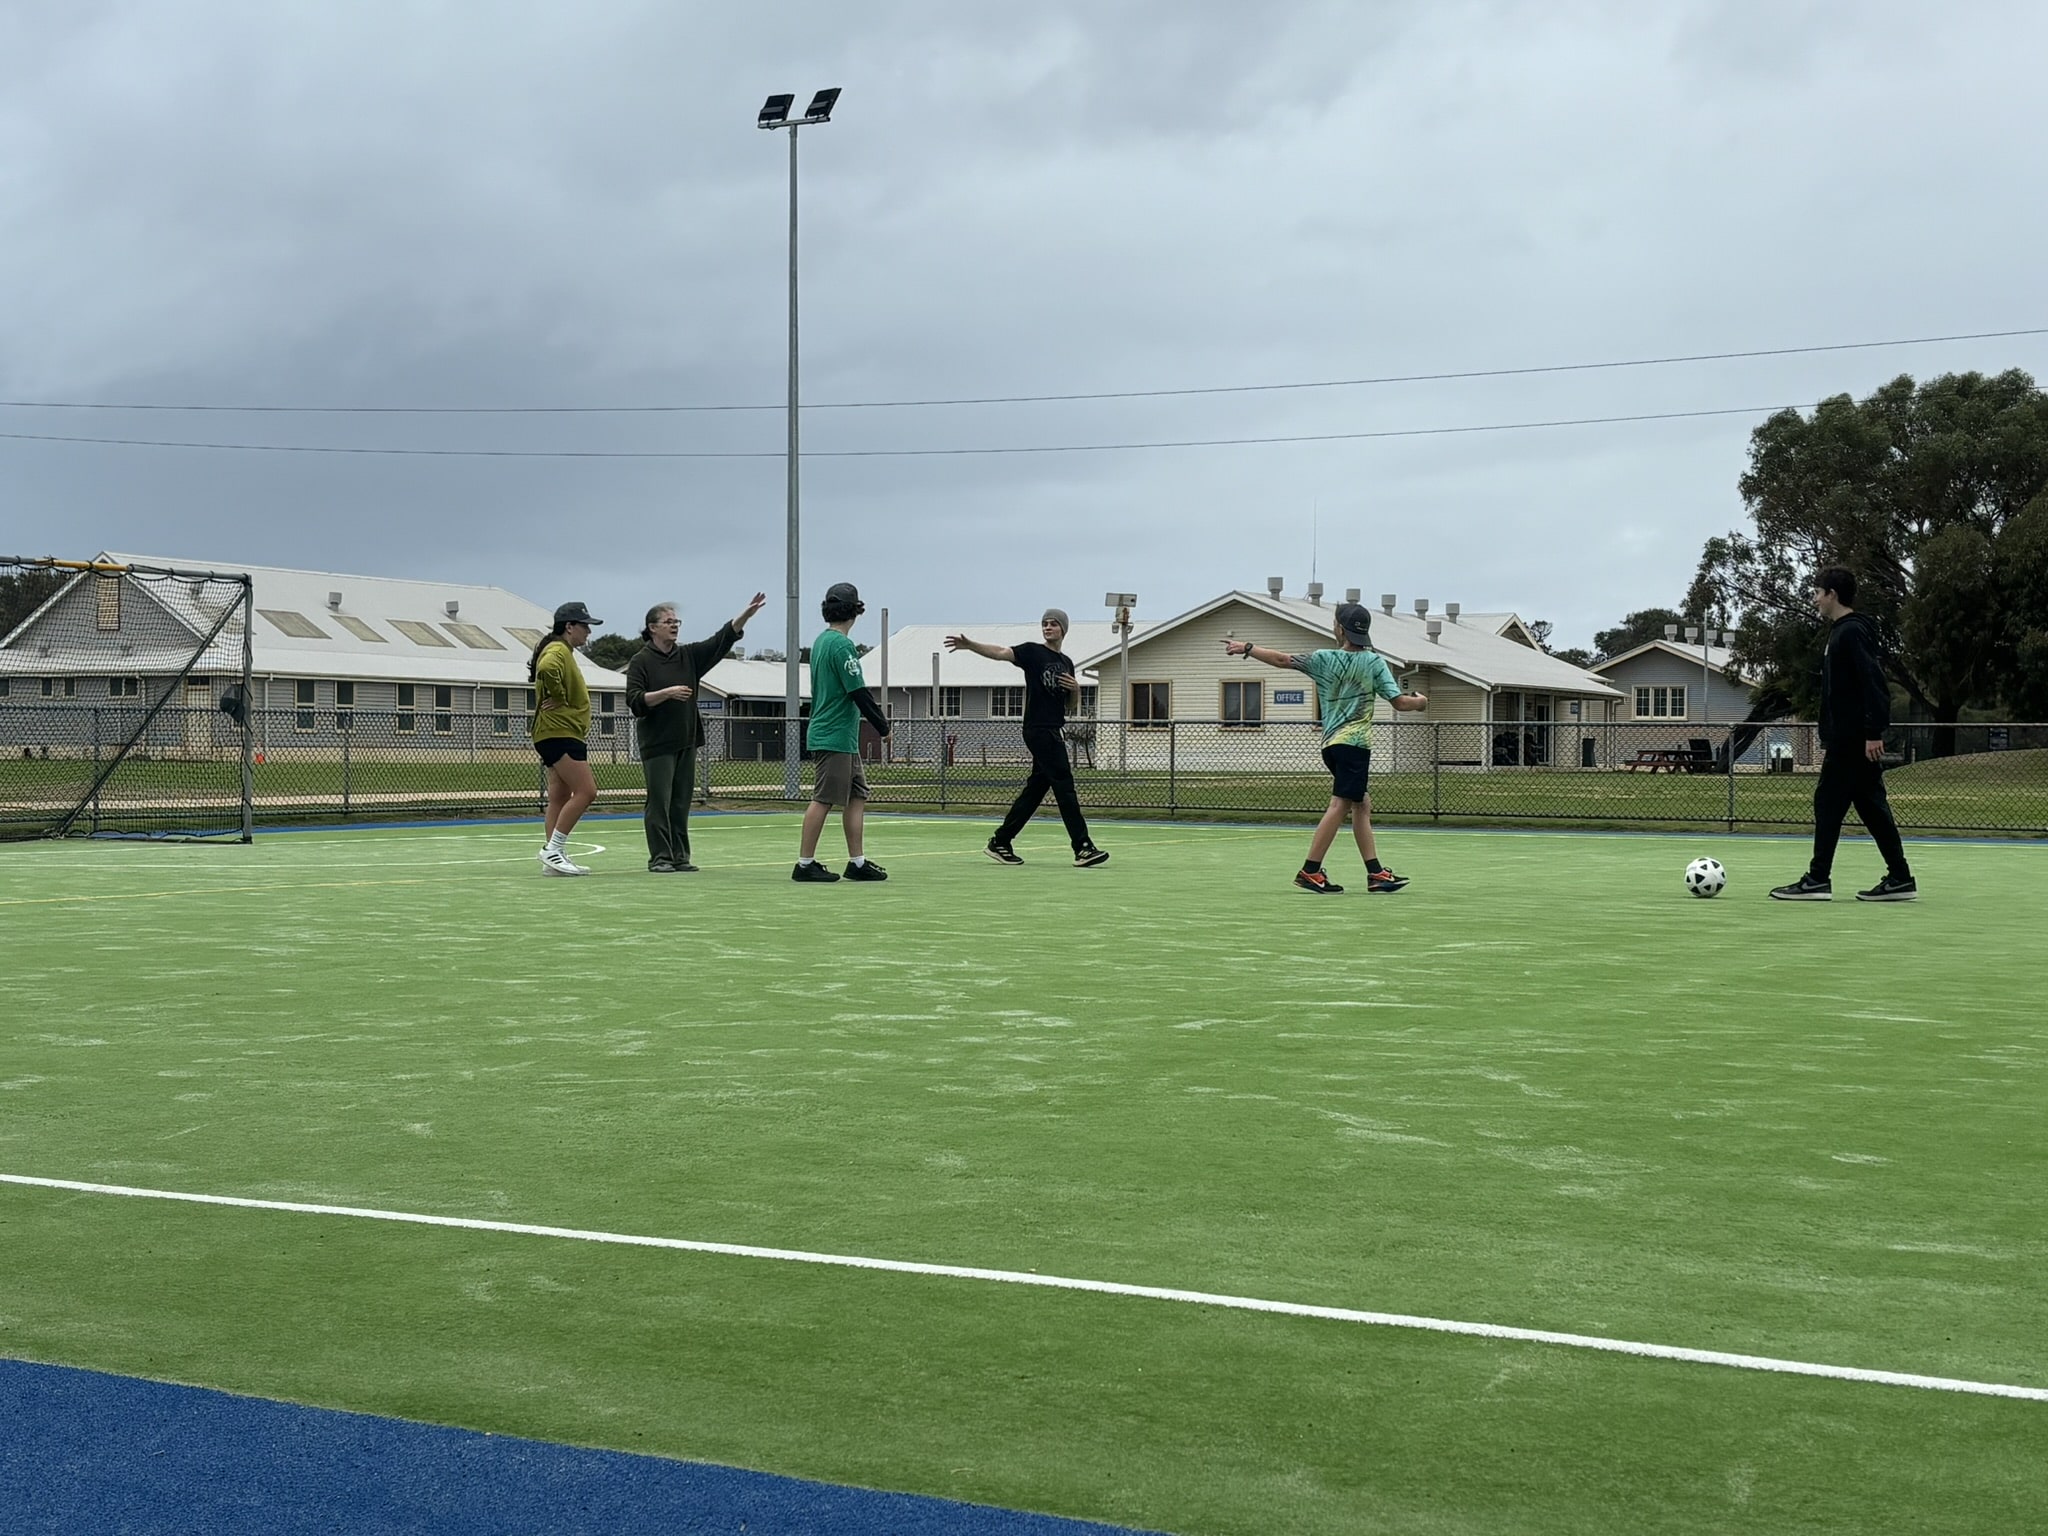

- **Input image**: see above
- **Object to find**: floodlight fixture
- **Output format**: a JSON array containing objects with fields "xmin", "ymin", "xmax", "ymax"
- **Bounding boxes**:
[
  {"xmin": 802, "ymin": 88, "xmax": 841, "ymax": 123},
  {"xmin": 1103, "ymin": 592, "xmax": 1137, "ymax": 607},
  {"xmin": 757, "ymin": 93, "xmax": 794, "ymax": 128}
]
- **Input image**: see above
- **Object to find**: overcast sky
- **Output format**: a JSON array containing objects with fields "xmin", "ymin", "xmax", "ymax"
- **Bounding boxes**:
[{"xmin": 4, "ymin": 0, "xmax": 2044, "ymax": 653}]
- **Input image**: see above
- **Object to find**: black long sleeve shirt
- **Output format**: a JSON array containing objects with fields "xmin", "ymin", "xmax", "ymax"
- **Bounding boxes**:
[
  {"xmin": 624, "ymin": 622, "xmax": 741, "ymax": 758},
  {"xmin": 1818, "ymin": 612, "xmax": 1891, "ymax": 748}
]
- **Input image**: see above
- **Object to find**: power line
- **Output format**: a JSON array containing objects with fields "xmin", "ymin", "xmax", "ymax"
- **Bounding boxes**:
[
  {"xmin": 0, "ymin": 327, "xmax": 2041, "ymax": 416},
  {"xmin": 0, "ymin": 401, "xmax": 1817, "ymax": 460}
]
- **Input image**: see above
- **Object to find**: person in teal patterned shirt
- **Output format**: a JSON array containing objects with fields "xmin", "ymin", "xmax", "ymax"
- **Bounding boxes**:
[{"xmin": 1224, "ymin": 601, "xmax": 1428, "ymax": 893}]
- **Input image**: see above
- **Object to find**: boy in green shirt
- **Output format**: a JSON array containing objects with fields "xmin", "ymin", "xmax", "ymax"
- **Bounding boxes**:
[
  {"xmin": 1223, "ymin": 600, "xmax": 1428, "ymax": 893},
  {"xmin": 795, "ymin": 582, "xmax": 893, "ymax": 883}
]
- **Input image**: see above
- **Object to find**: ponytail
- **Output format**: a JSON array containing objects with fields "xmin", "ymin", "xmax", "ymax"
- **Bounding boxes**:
[{"xmin": 527, "ymin": 623, "xmax": 569, "ymax": 683}]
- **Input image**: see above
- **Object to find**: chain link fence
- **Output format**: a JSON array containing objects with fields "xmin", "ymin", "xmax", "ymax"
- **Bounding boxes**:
[{"xmin": 5, "ymin": 709, "xmax": 2043, "ymax": 836}]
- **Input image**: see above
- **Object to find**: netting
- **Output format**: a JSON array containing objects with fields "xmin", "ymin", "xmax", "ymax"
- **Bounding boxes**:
[{"xmin": 0, "ymin": 558, "xmax": 255, "ymax": 841}]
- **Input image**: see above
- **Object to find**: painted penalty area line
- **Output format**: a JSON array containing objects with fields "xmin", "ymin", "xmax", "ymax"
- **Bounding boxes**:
[{"xmin": 6, "ymin": 1173, "xmax": 2043, "ymax": 1405}]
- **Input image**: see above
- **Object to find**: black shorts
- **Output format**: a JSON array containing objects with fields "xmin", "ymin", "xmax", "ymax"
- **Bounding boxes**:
[
  {"xmin": 535, "ymin": 737, "xmax": 589, "ymax": 768},
  {"xmin": 1322, "ymin": 744, "xmax": 1372, "ymax": 802}
]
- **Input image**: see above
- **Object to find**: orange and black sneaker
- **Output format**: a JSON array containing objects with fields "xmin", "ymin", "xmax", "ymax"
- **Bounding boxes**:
[
  {"xmin": 1294, "ymin": 868, "xmax": 1344, "ymax": 894},
  {"xmin": 1367, "ymin": 868, "xmax": 1410, "ymax": 894}
]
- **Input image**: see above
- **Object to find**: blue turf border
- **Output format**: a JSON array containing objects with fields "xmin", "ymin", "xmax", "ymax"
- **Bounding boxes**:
[{"xmin": 0, "ymin": 1358, "xmax": 1159, "ymax": 1536}]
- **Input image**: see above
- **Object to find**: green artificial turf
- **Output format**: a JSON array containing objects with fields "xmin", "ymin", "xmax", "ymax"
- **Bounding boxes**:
[{"xmin": 2, "ymin": 815, "xmax": 2044, "ymax": 1533}]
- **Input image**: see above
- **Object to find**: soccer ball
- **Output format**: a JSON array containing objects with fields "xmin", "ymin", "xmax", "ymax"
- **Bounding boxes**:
[{"xmin": 1684, "ymin": 857, "xmax": 1726, "ymax": 898}]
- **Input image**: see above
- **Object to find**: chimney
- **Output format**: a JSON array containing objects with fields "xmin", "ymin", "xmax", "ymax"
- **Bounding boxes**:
[
  {"xmin": 1427, "ymin": 619, "xmax": 1443, "ymax": 644},
  {"xmin": 1414, "ymin": 598, "xmax": 1430, "ymax": 617},
  {"xmin": 327, "ymin": 591, "xmax": 342, "ymax": 610},
  {"xmin": 445, "ymin": 600, "xmax": 461, "ymax": 618},
  {"xmin": 1380, "ymin": 593, "xmax": 1396, "ymax": 614},
  {"xmin": 1305, "ymin": 581, "xmax": 1324, "ymax": 605},
  {"xmin": 1445, "ymin": 602, "xmax": 1461, "ymax": 623},
  {"xmin": 1344, "ymin": 588, "xmax": 1361, "ymax": 604},
  {"xmin": 1266, "ymin": 576, "xmax": 1284, "ymax": 597}
]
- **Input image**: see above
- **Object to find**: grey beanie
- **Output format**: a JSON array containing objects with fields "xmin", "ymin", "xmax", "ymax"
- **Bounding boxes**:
[{"xmin": 1041, "ymin": 607, "xmax": 1070, "ymax": 634}]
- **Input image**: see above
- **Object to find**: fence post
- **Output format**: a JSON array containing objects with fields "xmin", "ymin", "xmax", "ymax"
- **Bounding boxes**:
[
  {"xmin": 342, "ymin": 723, "xmax": 353, "ymax": 817},
  {"xmin": 1726, "ymin": 733, "xmax": 1736, "ymax": 829},
  {"xmin": 1168, "ymin": 722, "xmax": 1178, "ymax": 816},
  {"xmin": 938, "ymin": 723, "xmax": 948, "ymax": 810},
  {"xmin": 1431, "ymin": 721, "xmax": 1442, "ymax": 821},
  {"xmin": 90, "ymin": 707, "xmax": 102, "ymax": 835}
]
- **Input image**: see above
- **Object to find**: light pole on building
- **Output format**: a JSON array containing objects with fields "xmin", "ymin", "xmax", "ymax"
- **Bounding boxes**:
[
  {"xmin": 1104, "ymin": 592, "xmax": 1137, "ymax": 774},
  {"xmin": 758, "ymin": 87, "xmax": 841, "ymax": 798}
]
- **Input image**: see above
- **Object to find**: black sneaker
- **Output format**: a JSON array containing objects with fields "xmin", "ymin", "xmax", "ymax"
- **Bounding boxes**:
[
  {"xmin": 791, "ymin": 862, "xmax": 841, "ymax": 883},
  {"xmin": 843, "ymin": 860, "xmax": 888, "ymax": 882},
  {"xmin": 985, "ymin": 842, "xmax": 1024, "ymax": 866},
  {"xmin": 673, "ymin": 861, "xmax": 699, "ymax": 873},
  {"xmin": 648, "ymin": 859, "xmax": 677, "ymax": 874},
  {"xmin": 1856, "ymin": 873, "xmax": 1918, "ymax": 902},
  {"xmin": 1294, "ymin": 869, "xmax": 1344, "ymax": 894},
  {"xmin": 1073, "ymin": 844, "xmax": 1109, "ymax": 868},
  {"xmin": 1769, "ymin": 874, "xmax": 1832, "ymax": 901},
  {"xmin": 1366, "ymin": 868, "xmax": 1409, "ymax": 893}
]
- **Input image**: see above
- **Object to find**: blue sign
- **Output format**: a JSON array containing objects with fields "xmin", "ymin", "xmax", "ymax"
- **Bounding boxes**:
[
  {"xmin": 1274, "ymin": 689, "xmax": 1306, "ymax": 704},
  {"xmin": 699, "ymin": 698, "xmax": 725, "ymax": 713}
]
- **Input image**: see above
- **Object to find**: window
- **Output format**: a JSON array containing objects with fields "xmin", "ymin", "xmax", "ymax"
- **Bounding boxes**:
[
  {"xmin": 107, "ymin": 677, "xmax": 139, "ymax": 699},
  {"xmin": 434, "ymin": 685, "xmax": 454, "ymax": 734},
  {"xmin": 42, "ymin": 678, "xmax": 76, "ymax": 699},
  {"xmin": 492, "ymin": 687, "xmax": 511, "ymax": 736},
  {"xmin": 295, "ymin": 679, "xmax": 316, "ymax": 732},
  {"xmin": 332, "ymin": 614, "xmax": 387, "ymax": 643},
  {"xmin": 506, "ymin": 627, "xmax": 547, "ymax": 650},
  {"xmin": 0, "ymin": 679, "xmax": 9, "ymax": 697},
  {"xmin": 443, "ymin": 621, "xmax": 506, "ymax": 651},
  {"xmin": 96, "ymin": 574, "xmax": 121, "ymax": 631},
  {"xmin": 260, "ymin": 609, "xmax": 332, "ymax": 639},
  {"xmin": 989, "ymin": 686, "xmax": 1025, "ymax": 719},
  {"xmin": 939, "ymin": 686, "xmax": 961, "ymax": 718},
  {"xmin": 1078, "ymin": 684, "xmax": 1097, "ymax": 718},
  {"xmin": 389, "ymin": 620, "xmax": 455, "ymax": 648},
  {"xmin": 1221, "ymin": 680, "xmax": 1263, "ymax": 727},
  {"xmin": 1634, "ymin": 684, "xmax": 1687, "ymax": 719},
  {"xmin": 598, "ymin": 691, "xmax": 617, "ymax": 736},
  {"xmin": 397, "ymin": 683, "xmax": 416, "ymax": 734},
  {"xmin": 1131, "ymin": 682, "xmax": 1170, "ymax": 726},
  {"xmin": 335, "ymin": 680, "xmax": 355, "ymax": 731}
]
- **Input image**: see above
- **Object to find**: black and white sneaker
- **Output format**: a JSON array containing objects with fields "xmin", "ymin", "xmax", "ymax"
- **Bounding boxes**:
[
  {"xmin": 985, "ymin": 842, "xmax": 1024, "ymax": 866},
  {"xmin": 1856, "ymin": 874, "xmax": 1918, "ymax": 902},
  {"xmin": 791, "ymin": 861, "xmax": 841, "ymax": 883},
  {"xmin": 843, "ymin": 860, "xmax": 889, "ymax": 882},
  {"xmin": 1073, "ymin": 844, "xmax": 1109, "ymax": 868},
  {"xmin": 1768, "ymin": 873, "xmax": 1832, "ymax": 901}
]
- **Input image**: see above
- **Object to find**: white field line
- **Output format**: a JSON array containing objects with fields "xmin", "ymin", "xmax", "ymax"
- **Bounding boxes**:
[{"xmin": 6, "ymin": 1172, "xmax": 2043, "ymax": 1404}]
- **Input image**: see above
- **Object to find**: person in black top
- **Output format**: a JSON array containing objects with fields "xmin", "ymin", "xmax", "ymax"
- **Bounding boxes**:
[
  {"xmin": 1771, "ymin": 566, "xmax": 1917, "ymax": 902},
  {"xmin": 945, "ymin": 609, "xmax": 1109, "ymax": 868}
]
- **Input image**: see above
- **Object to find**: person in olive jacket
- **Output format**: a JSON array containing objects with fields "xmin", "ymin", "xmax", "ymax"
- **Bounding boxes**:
[
  {"xmin": 627, "ymin": 592, "xmax": 766, "ymax": 871},
  {"xmin": 1771, "ymin": 566, "xmax": 1917, "ymax": 902}
]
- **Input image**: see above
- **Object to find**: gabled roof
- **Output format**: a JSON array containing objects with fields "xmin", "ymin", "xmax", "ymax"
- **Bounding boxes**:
[
  {"xmin": 866, "ymin": 622, "xmax": 1156, "ymax": 689},
  {"xmin": 1074, "ymin": 591, "xmax": 1622, "ymax": 698},
  {"xmin": 0, "ymin": 552, "xmax": 628, "ymax": 687},
  {"xmin": 695, "ymin": 657, "xmax": 812, "ymax": 702},
  {"xmin": 1590, "ymin": 638, "xmax": 1740, "ymax": 677}
]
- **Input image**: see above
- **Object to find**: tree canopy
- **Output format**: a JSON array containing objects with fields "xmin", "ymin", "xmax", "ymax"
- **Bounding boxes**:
[
  {"xmin": 1592, "ymin": 607, "xmax": 1686, "ymax": 662},
  {"xmin": 0, "ymin": 566, "xmax": 67, "ymax": 640},
  {"xmin": 1691, "ymin": 369, "xmax": 2048, "ymax": 737}
]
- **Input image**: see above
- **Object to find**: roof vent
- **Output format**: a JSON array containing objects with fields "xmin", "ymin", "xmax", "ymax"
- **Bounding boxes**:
[
  {"xmin": 1380, "ymin": 593, "xmax": 1396, "ymax": 614},
  {"xmin": 1305, "ymin": 582, "xmax": 1324, "ymax": 605},
  {"xmin": 445, "ymin": 600, "xmax": 460, "ymax": 618},
  {"xmin": 1427, "ymin": 619, "xmax": 1443, "ymax": 644},
  {"xmin": 1266, "ymin": 576, "xmax": 1284, "ymax": 597},
  {"xmin": 1414, "ymin": 598, "xmax": 1430, "ymax": 617},
  {"xmin": 1445, "ymin": 602, "xmax": 1461, "ymax": 623},
  {"xmin": 1344, "ymin": 588, "xmax": 1361, "ymax": 604},
  {"xmin": 327, "ymin": 591, "xmax": 343, "ymax": 610}
]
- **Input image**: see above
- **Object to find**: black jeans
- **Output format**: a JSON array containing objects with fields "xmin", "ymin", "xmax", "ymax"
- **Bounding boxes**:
[
  {"xmin": 1809, "ymin": 746, "xmax": 1910, "ymax": 881},
  {"xmin": 641, "ymin": 749, "xmax": 697, "ymax": 866},
  {"xmin": 993, "ymin": 728, "xmax": 1093, "ymax": 851}
]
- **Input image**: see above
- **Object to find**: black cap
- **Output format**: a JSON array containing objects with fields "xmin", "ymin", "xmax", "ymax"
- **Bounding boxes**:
[
  {"xmin": 824, "ymin": 582, "xmax": 860, "ymax": 605},
  {"xmin": 1334, "ymin": 601, "xmax": 1373, "ymax": 646},
  {"xmin": 553, "ymin": 601, "xmax": 602, "ymax": 626}
]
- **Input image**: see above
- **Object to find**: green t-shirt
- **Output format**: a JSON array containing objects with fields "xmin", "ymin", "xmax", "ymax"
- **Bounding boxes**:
[
  {"xmin": 805, "ymin": 627, "xmax": 866, "ymax": 754},
  {"xmin": 530, "ymin": 641, "xmax": 591, "ymax": 742},
  {"xmin": 1291, "ymin": 647, "xmax": 1401, "ymax": 748}
]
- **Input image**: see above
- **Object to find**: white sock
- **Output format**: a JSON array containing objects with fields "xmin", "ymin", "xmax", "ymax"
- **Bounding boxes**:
[
  {"xmin": 798, "ymin": 856, "xmax": 814, "ymax": 867},
  {"xmin": 850, "ymin": 855, "xmax": 866, "ymax": 867},
  {"xmin": 548, "ymin": 831, "xmax": 567, "ymax": 852}
]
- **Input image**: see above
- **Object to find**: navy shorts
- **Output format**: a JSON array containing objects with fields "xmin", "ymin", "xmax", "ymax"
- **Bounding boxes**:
[
  {"xmin": 535, "ymin": 737, "xmax": 589, "ymax": 768},
  {"xmin": 1322, "ymin": 744, "xmax": 1373, "ymax": 802}
]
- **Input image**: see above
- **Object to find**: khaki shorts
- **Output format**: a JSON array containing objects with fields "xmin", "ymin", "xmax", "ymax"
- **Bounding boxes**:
[{"xmin": 810, "ymin": 751, "xmax": 869, "ymax": 807}]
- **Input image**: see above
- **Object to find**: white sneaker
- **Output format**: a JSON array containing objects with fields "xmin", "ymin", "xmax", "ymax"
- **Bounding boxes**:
[{"xmin": 541, "ymin": 848, "xmax": 589, "ymax": 876}]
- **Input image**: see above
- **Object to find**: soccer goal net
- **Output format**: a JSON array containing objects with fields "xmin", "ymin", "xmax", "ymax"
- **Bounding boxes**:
[{"xmin": 0, "ymin": 557, "xmax": 256, "ymax": 842}]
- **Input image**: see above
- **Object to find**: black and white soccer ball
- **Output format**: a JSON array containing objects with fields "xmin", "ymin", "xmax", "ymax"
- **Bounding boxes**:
[{"xmin": 1684, "ymin": 857, "xmax": 1726, "ymax": 898}]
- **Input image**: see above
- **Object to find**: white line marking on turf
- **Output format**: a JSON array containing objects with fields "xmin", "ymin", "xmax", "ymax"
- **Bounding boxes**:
[{"xmin": 6, "ymin": 1172, "xmax": 2043, "ymax": 1404}]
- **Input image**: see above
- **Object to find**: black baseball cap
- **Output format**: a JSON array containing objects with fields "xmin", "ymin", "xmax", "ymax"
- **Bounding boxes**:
[
  {"xmin": 824, "ymin": 582, "xmax": 861, "ymax": 606},
  {"xmin": 553, "ymin": 601, "xmax": 602, "ymax": 626},
  {"xmin": 1334, "ymin": 601, "xmax": 1374, "ymax": 646}
]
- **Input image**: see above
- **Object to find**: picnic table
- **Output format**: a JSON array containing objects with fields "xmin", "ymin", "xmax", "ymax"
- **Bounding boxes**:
[{"xmin": 1625, "ymin": 748, "xmax": 1696, "ymax": 773}]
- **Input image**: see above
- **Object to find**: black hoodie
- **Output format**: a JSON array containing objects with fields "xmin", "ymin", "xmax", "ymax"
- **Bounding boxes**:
[{"xmin": 1818, "ymin": 611, "xmax": 1891, "ymax": 749}]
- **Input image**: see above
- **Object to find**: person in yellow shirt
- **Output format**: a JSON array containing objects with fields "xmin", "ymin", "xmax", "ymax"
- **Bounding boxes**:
[{"xmin": 528, "ymin": 602, "xmax": 601, "ymax": 876}]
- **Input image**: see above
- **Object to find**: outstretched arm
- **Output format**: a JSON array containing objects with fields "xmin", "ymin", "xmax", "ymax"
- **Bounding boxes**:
[
  {"xmin": 946, "ymin": 633, "xmax": 1015, "ymax": 663},
  {"xmin": 731, "ymin": 591, "xmax": 768, "ymax": 633},
  {"xmin": 1220, "ymin": 639, "xmax": 1298, "ymax": 669}
]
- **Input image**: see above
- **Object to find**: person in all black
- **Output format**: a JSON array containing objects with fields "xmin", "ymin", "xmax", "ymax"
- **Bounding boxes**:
[
  {"xmin": 626, "ymin": 591, "xmax": 766, "ymax": 872},
  {"xmin": 1771, "ymin": 566, "xmax": 1917, "ymax": 902},
  {"xmin": 945, "ymin": 609, "xmax": 1108, "ymax": 868}
]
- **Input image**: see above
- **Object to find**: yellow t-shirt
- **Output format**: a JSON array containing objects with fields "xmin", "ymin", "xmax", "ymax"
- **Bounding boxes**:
[{"xmin": 530, "ymin": 641, "xmax": 591, "ymax": 742}]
